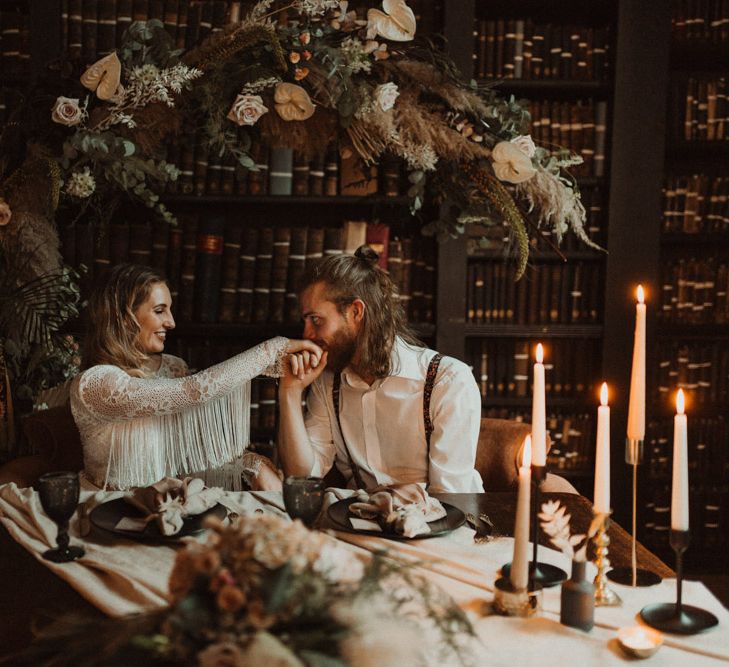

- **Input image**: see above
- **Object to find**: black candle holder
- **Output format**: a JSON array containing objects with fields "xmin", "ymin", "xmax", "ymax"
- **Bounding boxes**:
[
  {"xmin": 502, "ymin": 464, "xmax": 568, "ymax": 588},
  {"xmin": 608, "ymin": 438, "xmax": 662, "ymax": 587},
  {"xmin": 640, "ymin": 530, "xmax": 718, "ymax": 634}
]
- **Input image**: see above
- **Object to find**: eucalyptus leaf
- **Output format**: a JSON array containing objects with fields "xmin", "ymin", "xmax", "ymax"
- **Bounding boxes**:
[{"xmin": 122, "ymin": 141, "xmax": 136, "ymax": 157}]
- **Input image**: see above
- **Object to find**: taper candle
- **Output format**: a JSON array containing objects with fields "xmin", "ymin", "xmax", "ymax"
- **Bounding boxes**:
[
  {"xmin": 627, "ymin": 285, "xmax": 646, "ymax": 441},
  {"xmin": 671, "ymin": 389, "xmax": 689, "ymax": 531},
  {"xmin": 594, "ymin": 382, "xmax": 611, "ymax": 514},
  {"xmin": 531, "ymin": 344, "xmax": 547, "ymax": 467},
  {"xmin": 511, "ymin": 435, "xmax": 532, "ymax": 590}
]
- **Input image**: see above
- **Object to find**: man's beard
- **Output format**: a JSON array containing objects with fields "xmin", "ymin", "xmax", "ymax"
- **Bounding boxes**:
[{"xmin": 322, "ymin": 326, "xmax": 358, "ymax": 374}]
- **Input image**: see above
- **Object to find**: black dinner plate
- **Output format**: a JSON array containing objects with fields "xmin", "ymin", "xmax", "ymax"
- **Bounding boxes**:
[
  {"xmin": 327, "ymin": 497, "xmax": 465, "ymax": 540},
  {"xmin": 89, "ymin": 497, "xmax": 226, "ymax": 543}
]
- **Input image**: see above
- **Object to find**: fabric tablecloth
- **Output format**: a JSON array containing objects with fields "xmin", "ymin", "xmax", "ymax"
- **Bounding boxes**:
[{"xmin": 1, "ymin": 482, "xmax": 728, "ymax": 665}]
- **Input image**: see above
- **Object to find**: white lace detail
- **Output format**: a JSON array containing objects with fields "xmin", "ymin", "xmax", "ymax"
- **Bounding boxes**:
[{"xmin": 70, "ymin": 338, "xmax": 288, "ymax": 490}]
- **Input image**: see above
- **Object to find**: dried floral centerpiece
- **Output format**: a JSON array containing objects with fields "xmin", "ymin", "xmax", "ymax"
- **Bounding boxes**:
[{"xmin": 18, "ymin": 512, "xmax": 476, "ymax": 666}]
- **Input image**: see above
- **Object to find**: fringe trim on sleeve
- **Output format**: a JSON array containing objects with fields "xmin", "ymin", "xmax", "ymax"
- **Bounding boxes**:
[{"xmin": 103, "ymin": 383, "xmax": 251, "ymax": 491}]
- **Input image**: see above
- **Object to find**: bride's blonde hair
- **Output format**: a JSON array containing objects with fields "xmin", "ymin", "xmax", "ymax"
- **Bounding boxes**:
[{"xmin": 82, "ymin": 264, "xmax": 167, "ymax": 377}]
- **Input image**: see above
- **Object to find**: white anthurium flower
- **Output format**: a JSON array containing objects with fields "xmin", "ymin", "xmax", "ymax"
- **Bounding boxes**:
[{"xmin": 491, "ymin": 141, "xmax": 537, "ymax": 184}]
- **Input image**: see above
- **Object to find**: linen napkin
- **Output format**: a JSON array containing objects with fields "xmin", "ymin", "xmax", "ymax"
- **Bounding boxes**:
[
  {"xmin": 349, "ymin": 483, "xmax": 447, "ymax": 537},
  {"xmin": 125, "ymin": 477, "xmax": 224, "ymax": 536}
]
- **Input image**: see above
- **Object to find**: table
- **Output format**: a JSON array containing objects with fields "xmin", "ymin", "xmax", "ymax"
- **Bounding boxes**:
[{"xmin": 1, "ymin": 486, "xmax": 725, "ymax": 666}]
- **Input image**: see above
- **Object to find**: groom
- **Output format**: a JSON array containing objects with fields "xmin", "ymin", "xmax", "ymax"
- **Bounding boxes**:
[{"xmin": 277, "ymin": 245, "xmax": 484, "ymax": 493}]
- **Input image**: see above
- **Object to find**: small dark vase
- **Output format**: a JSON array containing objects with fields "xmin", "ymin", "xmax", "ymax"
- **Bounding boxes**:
[{"xmin": 560, "ymin": 560, "xmax": 595, "ymax": 632}]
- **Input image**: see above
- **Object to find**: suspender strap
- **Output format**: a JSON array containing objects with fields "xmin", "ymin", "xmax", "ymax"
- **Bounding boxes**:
[
  {"xmin": 331, "ymin": 352, "xmax": 443, "ymax": 490},
  {"xmin": 423, "ymin": 353, "xmax": 443, "ymax": 456},
  {"xmin": 332, "ymin": 372, "xmax": 366, "ymax": 490}
]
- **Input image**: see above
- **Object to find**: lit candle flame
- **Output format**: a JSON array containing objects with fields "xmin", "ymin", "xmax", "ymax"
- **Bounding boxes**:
[
  {"xmin": 637, "ymin": 284, "xmax": 645, "ymax": 304},
  {"xmin": 676, "ymin": 388, "xmax": 685, "ymax": 415},
  {"xmin": 536, "ymin": 343, "xmax": 544, "ymax": 364},
  {"xmin": 521, "ymin": 435, "xmax": 532, "ymax": 468},
  {"xmin": 600, "ymin": 382, "xmax": 609, "ymax": 406}
]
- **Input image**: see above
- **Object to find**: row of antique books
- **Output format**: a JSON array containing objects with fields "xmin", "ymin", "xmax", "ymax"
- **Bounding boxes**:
[
  {"xmin": 647, "ymin": 415, "xmax": 727, "ymax": 485},
  {"xmin": 672, "ymin": 0, "xmax": 729, "ymax": 45},
  {"xmin": 644, "ymin": 414, "xmax": 728, "ymax": 553},
  {"xmin": 62, "ymin": 0, "xmax": 239, "ymax": 63},
  {"xmin": 662, "ymin": 174, "xmax": 729, "ymax": 234},
  {"xmin": 60, "ymin": 0, "xmax": 444, "ymax": 64},
  {"xmin": 525, "ymin": 99, "xmax": 608, "ymax": 177},
  {"xmin": 0, "ymin": 8, "xmax": 31, "ymax": 80},
  {"xmin": 643, "ymin": 483, "xmax": 727, "ymax": 554},
  {"xmin": 659, "ymin": 256, "xmax": 729, "ymax": 325},
  {"xmin": 469, "ymin": 338, "xmax": 601, "ymax": 400},
  {"xmin": 60, "ymin": 216, "xmax": 436, "ymax": 325},
  {"xmin": 653, "ymin": 341, "xmax": 729, "ymax": 406},
  {"xmin": 670, "ymin": 76, "xmax": 729, "ymax": 142},
  {"xmin": 466, "ymin": 260, "xmax": 603, "ymax": 325},
  {"xmin": 162, "ymin": 135, "xmax": 406, "ymax": 199},
  {"xmin": 472, "ymin": 19, "xmax": 611, "ymax": 81},
  {"xmin": 480, "ymin": 409, "xmax": 594, "ymax": 474}
]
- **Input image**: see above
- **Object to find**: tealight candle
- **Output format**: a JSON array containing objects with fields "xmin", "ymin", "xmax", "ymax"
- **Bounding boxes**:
[{"xmin": 617, "ymin": 626, "xmax": 664, "ymax": 659}]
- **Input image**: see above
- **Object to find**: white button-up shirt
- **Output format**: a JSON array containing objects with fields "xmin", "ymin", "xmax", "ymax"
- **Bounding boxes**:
[{"xmin": 304, "ymin": 337, "xmax": 484, "ymax": 493}]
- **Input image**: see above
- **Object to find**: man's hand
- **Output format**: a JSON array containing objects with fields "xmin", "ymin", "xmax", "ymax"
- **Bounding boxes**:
[{"xmin": 280, "ymin": 349, "xmax": 328, "ymax": 391}]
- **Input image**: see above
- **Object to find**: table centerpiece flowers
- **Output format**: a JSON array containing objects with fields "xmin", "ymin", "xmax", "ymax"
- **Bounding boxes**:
[{"xmin": 16, "ymin": 511, "xmax": 477, "ymax": 666}]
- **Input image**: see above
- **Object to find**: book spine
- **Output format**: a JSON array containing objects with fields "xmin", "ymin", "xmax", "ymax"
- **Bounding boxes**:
[
  {"xmin": 218, "ymin": 223, "xmax": 242, "ymax": 323},
  {"xmin": 285, "ymin": 226, "xmax": 308, "ymax": 323},
  {"xmin": 236, "ymin": 226, "xmax": 258, "ymax": 323},
  {"xmin": 150, "ymin": 222, "xmax": 169, "ymax": 275},
  {"xmin": 308, "ymin": 152, "xmax": 325, "ymax": 196},
  {"xmin": 166, "ymin": 223, "xmax": 183, "ymax": 300},
  {"xmin": 305, "ymin": 227, "xmax": 325, "ymax": 274},
  {"xmin": 81, "ymin": 0, "xmax": 98, "ymax": 63},
  {"xmin": 97, "ymin": 0, "xmax": 117, "ymax": 56},
  {"xmin": 129, "ymin": 222, "xmax": 152, "ymax": 266},
  {"xmin": 178, "ymin": 214, "xmax": 198, "ymax": 322},
  {"xmin": 193, "ymin": 215, "xmax": 225, "ymax": 323},
  {"xmin": 269, "ymin": 146, "xmax": 294, "ymax": 196},
  {"xmin": 116, "ymin": 0, "xmax": 133, "ymax": 47},
  {"xmin": 324, "ymin": 143, "xmax": 339, "ymax": 196},
  {"xmin": 252, "ymin": 227, "xmax": 274, "ymax": 323},
  {"xmin": 269, "ymin": 226, "xmax": 291, "ymax": 324},
  {"xmin": 292, "ymin": 151, "xmax": 310, "ymax": 196}
]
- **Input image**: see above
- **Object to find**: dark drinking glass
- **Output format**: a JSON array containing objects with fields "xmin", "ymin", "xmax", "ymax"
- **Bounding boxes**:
[
  {"xmin": 283, "ymin": 476, "xmax": 324, "ymax": 527},
  {"xmin": 37, "ymin": 471, "xmax": 85, "ymax": 562}
]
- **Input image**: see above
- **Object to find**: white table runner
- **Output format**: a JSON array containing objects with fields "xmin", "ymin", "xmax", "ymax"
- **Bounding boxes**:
[{"xmin": 2, "ymin": 482, "xmax": 727, "ymax": 665}]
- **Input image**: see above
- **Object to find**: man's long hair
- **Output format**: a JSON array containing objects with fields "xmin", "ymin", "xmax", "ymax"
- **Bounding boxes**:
[
  {"xmin": 82, "ymin": 263, "xmax": 167, "ymax": 378},
  {"xmin": 300, "ymin": 245, "xmax": 423, "ymax": 378}
]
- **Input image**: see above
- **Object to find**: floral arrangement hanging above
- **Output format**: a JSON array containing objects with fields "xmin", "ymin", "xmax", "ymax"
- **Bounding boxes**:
[{"xmin": 1, "ymin": 0, "xmax": 597, "ymax": 285}]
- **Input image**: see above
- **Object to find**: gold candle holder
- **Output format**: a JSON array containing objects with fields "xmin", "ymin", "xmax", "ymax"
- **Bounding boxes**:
[
  {"xmin": 592, "ymin": 511, "xmax": 622, "ymax": 607},
  {"xmin": 493, "ymin": 577, "xmax": 542, "ymax": 617}
]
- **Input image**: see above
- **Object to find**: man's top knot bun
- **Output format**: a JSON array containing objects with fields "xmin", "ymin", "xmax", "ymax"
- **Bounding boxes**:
[{"xmin": 354, "ymin": 245, "xmax": 379, "ymax": 267}]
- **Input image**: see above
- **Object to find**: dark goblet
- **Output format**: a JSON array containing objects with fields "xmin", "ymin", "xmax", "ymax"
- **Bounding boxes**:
[
  {"xmin": 37, "ymin": 471, "xmax": 85, "ymax": 563},
  {"xmin": 283, "ymin": 476, "xmax": 324, "ymax": 527}
]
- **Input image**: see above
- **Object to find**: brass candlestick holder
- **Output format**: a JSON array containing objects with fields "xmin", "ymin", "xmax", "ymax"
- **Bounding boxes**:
[
  {"xmin": 592, "ymin": 511, "xmax": 622, "ymax": 607},
  {"xmin": 607, "ymin": 438, "xmax": 662, "ymax": 587}
]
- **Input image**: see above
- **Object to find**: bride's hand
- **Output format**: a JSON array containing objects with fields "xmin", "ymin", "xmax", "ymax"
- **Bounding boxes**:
[
  {"xmin": 281, "ymin": 350, "xmax": 328, "ymax": 390},
  {"xmin": 285, "ymin": 339, "xmax": 322, "ymax": 364}
]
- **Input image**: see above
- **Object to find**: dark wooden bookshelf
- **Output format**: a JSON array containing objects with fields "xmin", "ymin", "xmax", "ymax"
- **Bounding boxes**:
[
  {"xmin": 467, "ymin": 250, "xmax": 605, "ymax": 261},
  {"xmin": 465, "ymin": 324, "xmax": 603, "ymax": 338},
  {"xmin": 487, "ymin": 79, "xmax": 611, "ymax": 96},
  {"xmin": 163, "ymin": 195, "xmax": 413, "ymax": 207},
  {"xmin": 660, "ymin": 233, "xmax": 729, "ymax": 247},
  {"xmin": 655, "ymin": 324, "xmax": 729, "ymax": 340},
  {"xmin": 173, "ymin": 321, "xmax": 436, "ymax": 340}
]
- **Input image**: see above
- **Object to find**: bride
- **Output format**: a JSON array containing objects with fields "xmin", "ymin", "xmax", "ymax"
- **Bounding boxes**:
[{"xmin": 70, "ymin": 263, "xmax": 320, "ymax": 492}]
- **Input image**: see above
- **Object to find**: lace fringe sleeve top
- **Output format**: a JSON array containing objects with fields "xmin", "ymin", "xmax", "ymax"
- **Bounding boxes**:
[{"xmin": 70, "ymin": 336, "xmax": 289, "ymax": 490}]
